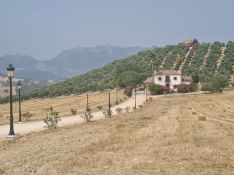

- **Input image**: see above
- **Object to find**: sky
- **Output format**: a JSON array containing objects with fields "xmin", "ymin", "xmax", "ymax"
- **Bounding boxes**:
[{"xmin": 0, "ymin": 0, "xmax": 234, "ymax": 60}]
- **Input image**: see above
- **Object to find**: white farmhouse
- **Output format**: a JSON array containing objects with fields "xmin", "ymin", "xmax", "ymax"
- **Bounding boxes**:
[{"xmin": 154, "ymin": 70, "xmax": 182, "ymax": 90}]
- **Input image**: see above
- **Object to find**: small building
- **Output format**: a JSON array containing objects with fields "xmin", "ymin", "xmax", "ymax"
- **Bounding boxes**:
[{"xmin": 154, "ymin": 70, "xmax": 182, "ymax": 90}]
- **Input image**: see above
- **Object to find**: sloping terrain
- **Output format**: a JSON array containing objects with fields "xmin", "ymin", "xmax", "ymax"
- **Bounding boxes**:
[
  {"xmin": 15, "ymin": 40, "xmax": 234, "ymax": 101},
  {"xmin": 0, "ymin": 91, "xmax": 233, "ymax": 174}
]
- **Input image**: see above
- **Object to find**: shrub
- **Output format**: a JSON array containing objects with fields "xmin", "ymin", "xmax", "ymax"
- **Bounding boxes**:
[
  {"xmin": 43, "ymin": 108, "xmax": 60, "ymax": 128},
  {"xmin": 201, "ymin": 83, "xmax": 213, "ymax": 92},
  {"xmin": 177, "ymin": 84, "xmax": 190, "ymax": 93},
  {"xmin": 201, "ymin": 75, "xmax": 228, "ymax": 93},
  {"xmin": 124, "ymin": 85, "xmax": 133, "ymax": 97},
  {"xmin": 70, "ymin": 108, "xmax": 77, "ymax": 115},
  {"xmin": 102, "ymin": 109, "xmax": 112, "ymax": 118},
  {"xmin": 160, "ymin": 85, "xmax": 170, "ymax": 94},
  {"xmin": 189, "ymin": 83, "xmax": 198, "ymax": 92},
  {"xmin": 148, "ymin": 84, "xmax": 161, "ymax": 95},
  {"xmin": 124, "ymin": 106, "xmax": 130, "ymax": 113},
  {"xmin": 97, "ymin": 105, "xmax": 103, "ymax": 111},
  {"xmin": 22, "ymin": 112, "xmax": 33, "ymax": 121},
  {"xmin": 115, "ymin": 108, "xmax": 123, "ymax": 114},
  {"xmin": 81, "ymin": 111, "xmax": 93, "ymax": 122}
]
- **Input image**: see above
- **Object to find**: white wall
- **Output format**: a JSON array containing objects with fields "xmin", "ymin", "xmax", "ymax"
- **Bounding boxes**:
[
  {"xmin": 154, "ymin": 75, "xmax": 165, "ymax": 86},
  {"xmin": 154, "ymin": 75, "xmax": 182, "ymax": 89},
  {"xmin": 170, "ymin": 75, "xmax": 182, "ymax": 88}
]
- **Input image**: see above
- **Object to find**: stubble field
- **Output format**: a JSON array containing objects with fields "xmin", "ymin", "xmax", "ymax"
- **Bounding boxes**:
[
  {"xmin": 0, "ymin": 91, "xmax": 233, "ymax": 174},
  {"xmin": 0, "ymin": 90, "xmax": 127, "ymax": 125}
]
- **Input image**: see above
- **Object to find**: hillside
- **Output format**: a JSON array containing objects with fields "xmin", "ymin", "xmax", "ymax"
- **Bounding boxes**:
[
  {"xmin": 12, "ymin": 40, "xmax": 234, "ymax": 101},
  {"xmin": 0, "ymin": 40, "xmax": 233, "ymax": 102},
  {"xmin": 0, "ymin": 46, "xmax": 146, "ymax": 80},
  {"xmin": 0, "ymin": 91, "xmax": 233, "ymax": 174}
]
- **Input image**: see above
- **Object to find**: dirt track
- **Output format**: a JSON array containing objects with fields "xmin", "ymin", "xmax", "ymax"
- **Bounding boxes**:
[{"xmin": 0, "ymin": 91, "xmax": 233, "ymax": 175}]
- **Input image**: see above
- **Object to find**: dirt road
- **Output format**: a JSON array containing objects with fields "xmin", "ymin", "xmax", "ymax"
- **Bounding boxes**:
[{"xmin": 0, "ymin": 93, "xmax": 146, "ymax": 139}]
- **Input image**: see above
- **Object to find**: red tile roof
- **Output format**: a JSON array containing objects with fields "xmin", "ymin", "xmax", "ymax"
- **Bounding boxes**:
[{"xmin": 155, "ymin": 70, "xmax": 181, "ymax": 76}]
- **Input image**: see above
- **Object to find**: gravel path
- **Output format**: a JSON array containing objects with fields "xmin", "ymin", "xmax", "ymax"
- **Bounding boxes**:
[{"xmin": 0, "ymin": 92, "xmax": 146, "ymax": 139}]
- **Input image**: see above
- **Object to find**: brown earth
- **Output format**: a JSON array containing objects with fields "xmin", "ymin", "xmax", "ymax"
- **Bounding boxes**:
[
  {"xmin": 0, "ymin": 90, "xmax": 127, "ymax": 125},
  {"xmin": 0, "ymin": 91, "xmax": 233, "ymax": 175}
]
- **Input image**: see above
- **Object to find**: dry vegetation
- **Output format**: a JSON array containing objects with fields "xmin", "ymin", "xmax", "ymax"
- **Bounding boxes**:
[
  {"xmin": 0, "ymin": 90, "xmax": 127, "ymax": 124},
  {"xmin": 0, "ymin": 91, "xmax": 234, "ymax": 174}
]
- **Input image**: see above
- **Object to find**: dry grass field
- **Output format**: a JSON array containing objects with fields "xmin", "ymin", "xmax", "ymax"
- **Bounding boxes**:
[
  {"xmin": 0, "ymin": 90, "xmax": 127, "ymax": 124},
  {"xmin": 0, "ymin": 91, "xmax": 233, "ymax": 174}
]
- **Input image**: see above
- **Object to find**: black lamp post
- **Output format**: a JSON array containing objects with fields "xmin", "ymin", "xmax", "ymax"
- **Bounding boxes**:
[
  {"xmin": 86, "ymin": 93, "xmax": 89, "ymax": 112},
  {"xmin": 17, "ymin": 81, "xmax": 22, "ymax": 123},
  {"xmin": 115, "ymin": 88, "xmax": 118, "ymax": 103},
  {"xmin": 7, "ymin": 64, "xmax": 15, "ymax": 138},
  {"xmin": 108, "ymin": 89, "xmax": 111, "ymax": 116},
  {"xmin": 134, "ymin": 87, "xmax": 137, "ymax": 109}
]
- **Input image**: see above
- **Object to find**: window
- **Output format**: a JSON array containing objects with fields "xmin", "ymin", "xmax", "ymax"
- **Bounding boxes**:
[
  {"xmin": 173, "ymin": 85, "xmax": 177, "ymax": 89},
  {"xmin": 174, "ymin": 77, "xmax": 177, "ymax": 80},
  {"xmin": 158, "ymin": 77, "xmax": 162, "ymax": 81}
]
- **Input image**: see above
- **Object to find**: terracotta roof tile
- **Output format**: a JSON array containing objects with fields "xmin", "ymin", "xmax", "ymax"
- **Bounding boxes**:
[{"xmin": 155, "ymin": 70, "xmax": 181, "ymax": 76}]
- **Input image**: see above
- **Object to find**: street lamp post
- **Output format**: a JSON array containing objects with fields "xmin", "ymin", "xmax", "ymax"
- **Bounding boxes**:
[
  {"xmin": 86, "ymin": 93, "xmax": 89, "ymax": 112},
  {"xmin": 145, "ymin": 84, "xmax": 148, "ymax": 101},
  {"xmin": 134, "ymin": 87, "xmax": 137, "ymax": 109},
  {"xmin": 17, "ymin": 81, "xmax": 22, "ymax": 123},
  {"xmin": 108, "ymin": 89, "xmax": 111, "ymax": 116},
  {"xmin": 115, "ymin": 88, "xmax": 118, "ymax": 104},
  {"xmin": 7, "ymin": 64, "xmax": 15, "ymax": 138}
]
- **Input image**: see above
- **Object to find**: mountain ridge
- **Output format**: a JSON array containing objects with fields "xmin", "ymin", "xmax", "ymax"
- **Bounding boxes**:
[{"xmin": 0, "ymin": 45, "xmax": 147, "ymax": 80}]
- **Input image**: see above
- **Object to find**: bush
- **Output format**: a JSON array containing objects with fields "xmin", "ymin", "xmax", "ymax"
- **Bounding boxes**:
[
  {"xmin": 160, "ymin": 85, "xmax": 170, "ymax": 94},
  {"xmin": 81, "ymin": 111, "xmax": 93, "ymax": 122},
  {"xmin": 102, "ymin": 109, "xmax": 112, "ymax": 118},
  {"xmin": 201, "ymin": 82, "xmax": 213, "ymax": 92},
  {"xmin": 177, "ymin": 84, "xmax": 190, "ymax": 93},
  {"xmin": 97, "ymin": 105, "xmax": 103, "ymax": 111},
  {"xmin": 201, "ymin": 75, "xmax": 228, "ymax": 93},
  {"xmin": 70, "ymin": 108, "xmax": 77, "ymax": 115},
  {"xmin": 22, "ymin": 112, "xmax": 33, "ymax": 121},
  {"xmin": 124, "ymin": 85, "xmax": 133, "ymax": 97},
  {"xmin": 115, "ymin": 108, "xmax": 123, "ymax": 114},
  {"xmin": 43, "ymin": 108, "xmax": 60, "ymax": 128},
  {"xmin": 148, "ymin": 84, "xmax": 161, "ymax": 95},
  {"xmin": 189, "ymin": 83, "xmax": 198, "ymax": 92}
]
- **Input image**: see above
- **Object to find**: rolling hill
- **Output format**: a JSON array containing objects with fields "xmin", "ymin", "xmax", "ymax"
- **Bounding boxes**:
[
  {"xmin": 1, "ymin": 40, "xmax": 234, "ymax": 102},
  {"xmin": 0, "ymin": 46, "xmax": 146, "ymax": 80}
]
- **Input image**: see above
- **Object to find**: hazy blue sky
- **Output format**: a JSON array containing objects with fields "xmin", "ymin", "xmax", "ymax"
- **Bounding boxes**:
[{"xmin": 0, "ymin": 0, "xmax": 234, "ymax": 60}]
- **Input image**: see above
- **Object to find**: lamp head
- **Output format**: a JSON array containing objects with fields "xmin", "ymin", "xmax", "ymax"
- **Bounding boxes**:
[{"xmin": 6, "ymin": 64, "xmax": 15, "ymax": 78}]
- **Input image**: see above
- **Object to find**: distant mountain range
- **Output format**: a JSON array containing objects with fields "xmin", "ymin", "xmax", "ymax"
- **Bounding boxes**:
[{"xmin": 0, "ymin": 45, "xmax": 146, "ymax": 80}]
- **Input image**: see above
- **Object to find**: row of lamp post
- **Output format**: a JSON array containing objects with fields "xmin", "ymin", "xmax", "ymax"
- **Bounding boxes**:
[
  {"xmin": 6, "ymin": 64, "xmax": 22, "ymax": 138},
  {"xmin": 4, "ymin": 64, "xmax": 143, "ymax": 138}
]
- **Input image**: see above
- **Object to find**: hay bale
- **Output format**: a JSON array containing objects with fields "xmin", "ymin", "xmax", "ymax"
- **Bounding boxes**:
[
  {"xmin": 192, "ymin": 111, "xmax": 196, "ymax": 115},
  {"xmin": 198, "ymin": 116, "xmax": 206, "ymax": 121}
]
